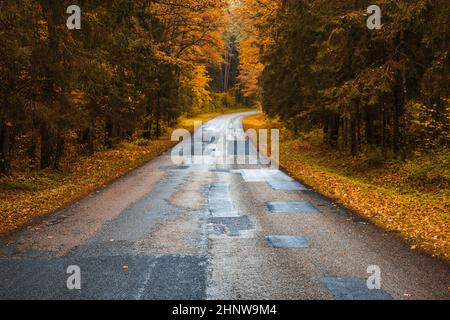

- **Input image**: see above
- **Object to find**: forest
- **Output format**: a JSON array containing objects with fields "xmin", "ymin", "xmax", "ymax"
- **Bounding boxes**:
[
  {"xmin": 237, "ymin": 0, "xmax": 449, "ymax": 161},
  {"xmin": 1, "ymin": 0, "xmax": 449, "ymax": 177},
  {"xmin": 0, "ymin": 0, "xmax": 242, "ymax": 176},
  {"xmin": 237, "ymin": 0, "xmax": 449, "ymax": 259}
]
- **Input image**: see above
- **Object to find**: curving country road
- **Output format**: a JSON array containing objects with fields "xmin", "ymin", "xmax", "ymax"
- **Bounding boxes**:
[{"xmin": 0, "ymin": 112, "xmax": 449, "ymax": 300}]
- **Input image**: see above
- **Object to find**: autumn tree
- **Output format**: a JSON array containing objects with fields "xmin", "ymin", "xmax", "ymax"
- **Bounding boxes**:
[
  {"xmin": 0, "ymin": 0, "xmax": 233, "ymax": 175},
  {"xmin": 246, "ymin": 0, "xmax": 449, "ymax": 159}
]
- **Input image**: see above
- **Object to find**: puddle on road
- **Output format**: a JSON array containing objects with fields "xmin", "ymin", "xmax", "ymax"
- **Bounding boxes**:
[{"xmin": 266, "ymin": 201, "xmax": 320, "ymax": 214}]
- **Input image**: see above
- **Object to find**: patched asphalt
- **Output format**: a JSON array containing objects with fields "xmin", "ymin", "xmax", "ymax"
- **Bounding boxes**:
[{"xmin": 0, "ymin": 112, "xmax": 449, "ymax": 300}]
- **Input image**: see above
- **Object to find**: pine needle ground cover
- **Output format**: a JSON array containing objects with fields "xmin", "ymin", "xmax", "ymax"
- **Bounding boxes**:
[
  {"xmin": 0, "ymin": 109, "xmax": 248, "ymax": 236},
  {"xmin": 244, "ymin": 114, "xmax": 450, "ymax": 261}
]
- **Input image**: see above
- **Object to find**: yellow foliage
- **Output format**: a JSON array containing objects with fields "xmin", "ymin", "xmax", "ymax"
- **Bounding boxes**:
[
  {"xmin": 149, "ymin": 0, "xmax": 228, "ymax": 68},
  {"xmin": 231, "ymin": 0, "xmax": 281, "ymax": 98}
]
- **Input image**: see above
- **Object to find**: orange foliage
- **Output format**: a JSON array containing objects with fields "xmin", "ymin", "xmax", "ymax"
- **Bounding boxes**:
[{"xmin": 231, "ymin": 0, "xmax": 280, "ymax": 98}]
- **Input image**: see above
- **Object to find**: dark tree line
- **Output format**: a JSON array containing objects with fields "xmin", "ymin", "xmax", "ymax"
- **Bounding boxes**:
[
  {"xmin": 0, "ymin": 0, "xmax": 230, "ymax": 175},
  {"xmin": 259, "ymin": 0, "xmax": 449, "ymax": 159}
]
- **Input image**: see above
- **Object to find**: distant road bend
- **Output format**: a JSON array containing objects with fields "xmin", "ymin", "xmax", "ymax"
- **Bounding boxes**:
[{"xmin": 0, "ymin": 111, "xmax": 449, "ymax": 300}]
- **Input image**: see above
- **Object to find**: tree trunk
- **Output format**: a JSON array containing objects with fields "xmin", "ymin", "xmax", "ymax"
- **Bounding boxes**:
[
  {"xmin": 365, "ymin": 107, "xmax": 375, "ymax": 144},
  {"xmin": 40, "ymin": 124, "xmax": 53, "ymax": 169},
  {"xmin": 323, "ymin": 117, "xmax": 329, "ymax": 145},
  {"xmin": 143, "ymin": 99, "xmax": 153, "ymax": 140},
  {"xmin": 329, "ymin": 113, "xmax": 340, "ymax": 148},
  {"xmin": 28, "ymin": 129, "xmax": 38, "ymax": 172},
  {"xmin": 105, "ymin": 119, "xmax": 114, "ymax": 149},
  {"xmin": 343, "ymin": 118, "xmax": 348, "ymax": 150},
  {"xmin": 350, "ymin": 113, "xmax": 358, "ymax": 156},
  {"xmin": 356, "ymin": 102, "xmax": 361, "ymax": 151},
  {"xmin": 28, "ymin": 104, "xmax": 38, "ymax": 171},
  {"xmin": 53, "ymin": 135, "xmax": 65, "ymax": 169},
  {"xmin": 86, "ymin": 110, "xmax": 96, "ymax": 156},
  {"xmin": 393, "ymin": 77, "xmax": 404, "ymax": 156},
  {"xmin": 155, "ymin": 92, "xmax": 162, "ymax": 138},
  {"xmin": 143, "ymin": 117, "xmax": 153, "ymax": 140},
  {"xmin": 381, "ymin": 104, "xmax": 387, "ymax": 158},
  {"xmin": 0, "ymin": 124, "xmax": 11, "ymax": 175}
]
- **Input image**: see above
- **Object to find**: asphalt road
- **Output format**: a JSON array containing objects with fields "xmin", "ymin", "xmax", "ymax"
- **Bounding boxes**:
[{"xmin": 0, "ymin": 112, "xmax": 449, "ymax": 300}]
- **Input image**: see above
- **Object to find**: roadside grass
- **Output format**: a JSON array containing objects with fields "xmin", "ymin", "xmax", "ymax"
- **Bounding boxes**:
[
  {"xmin": 0, "ymin": 108, "xmax": 251, "ymax": 236},
  {"xmin": 243, "ymin": 114, "xmax": 450, "ymax": 261}
]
